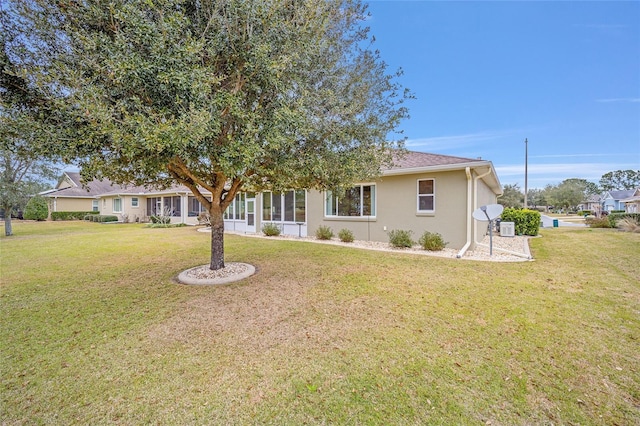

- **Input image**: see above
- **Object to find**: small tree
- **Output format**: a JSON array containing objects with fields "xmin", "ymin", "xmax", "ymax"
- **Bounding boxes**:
[
  {"xmin": 23, "ymin": 195, "xmax": 48, "ymax": 221},
  {"xmin": 545, "ymin": 178, "xmax": 592, "ymax": 211},
  {"xmin": 8, "ymin": 0, "xmax": 410, "ymax": 270},
  {"xmin": 498, "ymin": 184, "xmax": 524, "ymax": 208}
]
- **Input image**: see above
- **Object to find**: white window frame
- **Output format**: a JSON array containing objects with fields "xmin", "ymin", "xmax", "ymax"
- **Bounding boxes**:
[
  {"xmin": 262, "ymin": 190, "xmax": 306, "ymax": 223},
  {"xmin": 113, "ymin": 198, "xmax": 123, "ymax": 213},
  {"xmin": 224, "ymin": 193, "xmax": 245, "ymax": 220},
  {"xmin": 325, "ymin": 184, "xmax": 376, "ymax": 218},
  {"xmin": 131, "ymin": 197, "xmax": 139, "ymax": 208},
  {"xmin": 417, "ymin": 179, "xmax": 435, "ymax": 213},
  {"xmin": 92, "ymin": 200, "xmax": 99, "ymax": 212}
]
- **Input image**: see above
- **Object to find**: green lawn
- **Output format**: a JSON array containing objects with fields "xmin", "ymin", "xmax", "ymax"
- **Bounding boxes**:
[{"xmin": 1, "ymin": 222, "xmax": 639, "ymax": 425}]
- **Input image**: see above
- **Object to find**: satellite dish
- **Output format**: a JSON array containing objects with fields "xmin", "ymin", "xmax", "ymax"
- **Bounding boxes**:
[
  {"xmin": 471, "ymin": 204, "xmax": 504, "ymax": 257},
  {"xmin": 472, "ymin": 204, "xmax": 504, "ymax": 222}
]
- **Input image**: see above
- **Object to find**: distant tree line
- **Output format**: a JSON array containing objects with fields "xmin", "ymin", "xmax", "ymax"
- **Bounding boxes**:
[{"xmin": 499, "ymin": 170, "xmax": 640, "ymax": 211}]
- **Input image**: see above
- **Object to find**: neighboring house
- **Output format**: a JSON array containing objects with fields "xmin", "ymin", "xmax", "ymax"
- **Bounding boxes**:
[
  {"xmin": 619, "ymin": 188, "xmax": 640, "ymax": 213},
  {"xmin": 578, "ymin": 194, "xmax": 602, "ymax": 214},
  {"xmin": 42, "ymin": 172, "xmax": 115, "ymax": 216},
  {"xmin": 45, "ymin": 151, "xmax": 503, "ymax": 252},
  {"xmin": 601, "ymin": 189, "xmax": 637, "ymax": 212}
]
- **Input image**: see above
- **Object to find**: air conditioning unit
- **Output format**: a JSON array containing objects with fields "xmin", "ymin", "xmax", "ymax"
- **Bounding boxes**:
[{"xmin": 500, "ymin": 221, "xmax": 515, "ymax": 237}]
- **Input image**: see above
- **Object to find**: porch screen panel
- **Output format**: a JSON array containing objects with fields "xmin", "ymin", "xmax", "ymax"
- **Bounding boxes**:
[
  {"xmin": 262, "ymin": 192, "xmax": 272, "ymax": 221},
  {"xmin": 295, "ymin": 190, "xmax": 306, "ymax": 222},
  {"xmin": 284, "ymin": 191, "xmax": 294, "ymax": 222},
  {"xmin": 234, "ymin": 193, "xmax": 245, "ymax": 220},
  {"xmin": 272, "ymin": 192, "xmax": 282, "ymax": 221},
  {"xmin": 172, "ymin": 196, "xmax": 181, "ymax": 217}
]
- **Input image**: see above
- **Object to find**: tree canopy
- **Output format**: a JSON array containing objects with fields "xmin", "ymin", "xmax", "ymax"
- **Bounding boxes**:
[
  {"xmin": 599, "ymin": 170, "xmax": 640, "ymax": 192},
  {"xmin": 6, "ymin": 0, "xmax": 410, "ymax": 269},
  {"xmin": 545, "ymin": 178, "xmax": 593, "ymax": 210},
  {"xmin": 1, "ymin": 23, "xmax": 59, "ymax": 236},
  {"xmin": 497, "ymin": 183, "xmax": 524, "ymax": 208}
]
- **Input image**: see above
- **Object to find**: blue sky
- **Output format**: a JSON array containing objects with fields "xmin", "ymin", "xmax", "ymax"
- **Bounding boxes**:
[{"xmin": 365, "ymin": 0, "xmax": 640, "ymax": 189}]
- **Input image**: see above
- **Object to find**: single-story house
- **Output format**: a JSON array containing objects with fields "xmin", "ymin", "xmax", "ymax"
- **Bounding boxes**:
[
  {"xmin": 41, "ymin": 172, "xmax": 114, "ymax": 216},
  {"xmin": 44, "ymin": 151, "xmax": 503, "ymax": 252},
  {"xmin": 578, "ymin": 194, "xmax": 602, "ymax": 214},
  {"xmin": 619, "ymin": 188, "xmax": 640, "ymax": 213},
  {"xmin": 601, "ymin": 189, "xmax": 637, "ymax": 212}
]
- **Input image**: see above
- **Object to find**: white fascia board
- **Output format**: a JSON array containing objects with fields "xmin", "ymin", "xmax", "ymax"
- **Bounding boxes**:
[
  {"xmin": 381, "ymin": 161, "xmax": 493, "ymax": 177},
  {"xmin": 382, "ymin": 161, "xmax": 502, "ymax": 195}
]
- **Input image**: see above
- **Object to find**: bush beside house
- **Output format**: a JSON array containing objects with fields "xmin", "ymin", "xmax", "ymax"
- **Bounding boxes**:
[
  {"xmin": 608, "ymin": 212, "xmax": 640, "ymax": 228},
  {"xmin": 501, "ymin": 208, "xmax": 541, "ymax": 236},
  {"xmin": 23, "ymin": 196, "xmax": 48, "ymax": 221},
  {"xmin": 52, "ymin": 211, "xmax": 99, "ymax": 221}
]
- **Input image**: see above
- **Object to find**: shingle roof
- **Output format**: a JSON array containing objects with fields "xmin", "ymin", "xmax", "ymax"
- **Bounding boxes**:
[
  {"xmin": 48, "ymin": 150, "xmax": 495, "ymax": 198},
  {"xmin": 606, "ymin": 189, "xmax": 636, "ymax": 200},
  {"xmin": 387, "ymin": 151, "xmax": 484, "ymax": 171}
]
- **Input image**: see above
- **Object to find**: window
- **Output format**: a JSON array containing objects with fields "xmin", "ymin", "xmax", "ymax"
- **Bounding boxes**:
[
  {"xmin": 131, "ymin": 197, "xmax": 139, "ymax": 208},
  {"xmin": 163, "ymin": 196, "xmax": 181, "ymax": 217},
  {"xmin": 262, "ymin": 190, "xmax": 306, "ymax": 223},
  {"xmin": 234, "ymin": 193, "xmax": 245, "ymax": 220},
  {"xmin": 113, "ymin": 198, "xmax": 122, "ymax": 213},
  {"xmin": 188, "ymin": 196, "xmax": 210, "ymax": 217},
  {"xmin": 417, "ymin": 179, "xmax": 435, "ymax": 212},
  {"xmin": 147, "ymin": 197, "xmax": 162, "ymax": 216},
  {"xmin": 92, "ymin": 200, "xmax": 99, "ymax": 212},
  {"xmin": 224, "ymin": 193, "xmax": 245, "ymax": 220},
  {"xmin": 325, "ymin": 185, "xmax": 375, "ymax": 217}
]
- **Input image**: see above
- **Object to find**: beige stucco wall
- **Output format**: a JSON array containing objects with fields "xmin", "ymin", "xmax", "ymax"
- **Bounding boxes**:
[
  {"xmin": 474, "ymin": 173, "xmax": 500, "ymax": 244},
  {"xmin": 307, "ymin": 169, "xmax": 481, "ymax": 250},
  {"xmin": 99, "ymin": 195, "xmax": 147, "ymax": 222},
  {"xmin": 49, "ymin": 197, "xmax": 94, "ymax": 213}
]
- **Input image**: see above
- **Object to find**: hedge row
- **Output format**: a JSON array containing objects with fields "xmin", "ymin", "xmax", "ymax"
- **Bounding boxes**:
[
  {"xmin": 52, "ymin": 211, "xmax": 99, "ymax": 221},
  {"xmin": 501, "ymin": 208, "xmax": 541, "ymax": 236},
  {"xmin": 608, "ymin": 212, "xmax": 640, "ymax": 228},
  {"xmin": 84, "ymin": 214, "xmax": 119, "ymax": 223}
]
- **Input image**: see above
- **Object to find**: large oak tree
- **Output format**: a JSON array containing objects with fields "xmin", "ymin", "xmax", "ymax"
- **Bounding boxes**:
[
  {"xmin": 1, "ymin": 30, "xmax": 60, "ymax": 236},
  {"xmin": 6, "ymin": 0, "xmax": 409, "ymax": 269}
]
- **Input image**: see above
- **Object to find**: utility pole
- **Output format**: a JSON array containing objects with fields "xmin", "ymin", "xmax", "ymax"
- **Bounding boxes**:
[{"xmin": 524, "ymin": 138, "xmax": 528, "ymax": 209}]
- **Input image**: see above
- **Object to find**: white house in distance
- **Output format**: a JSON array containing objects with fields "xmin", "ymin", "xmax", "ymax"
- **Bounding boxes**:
[{"xmin": 43, "ymin": 151, "xmax": 503, "ymax": 252}]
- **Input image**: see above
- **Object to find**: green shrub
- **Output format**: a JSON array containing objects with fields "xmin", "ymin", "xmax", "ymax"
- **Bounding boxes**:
[
  {"xmin": 52, "ymin": 211, "xmax": 97, "ymax": 221},
  {"xmin": 98, "ymin": 215, "xmax": 119, "ymax": 223},
  {"xmin": 338, "ymin": 228, "xmax": 354, "ymax": 243},
  {"xmin": 608, "ymin": 212, "xmax": 640, "ymax": 228},
  {"xmin": 585, "ymin": 217, "xmax": 611, "ymax": 228},
  {"xmin": 501, "ymin": 208, "xmax": 541, "ymax": 236},
  {"xmin": 577, "ymin": 210, "xmax": 591, "ymax": 216},
  {"xmin": 23, "ymin": 196, "xmax": 48, "ymax": 221},
  {"xmin": 315, "ymin": 225, "xmax": 334, "ymax": 240},
  {"xmin": 85, "ymin": 214, "xmax": 119, "ymax": 223},
  {"xmin": 387, "ymin": 229, "xmax": 413, "ymax": 248},
  {"xmin": 418, "ymin": 231, "xmax": 447, "ymax": 251},
  {"xmin": 262, "ymin": 222, "xmax": 281, "ymax": 236},
  {"xmin": 146, "ymin": 223, "xmax": 186, "ymax": 228}
]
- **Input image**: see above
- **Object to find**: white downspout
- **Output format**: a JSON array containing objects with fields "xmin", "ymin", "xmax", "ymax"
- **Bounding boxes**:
[
  {"xmin": 469, "ymin": 169, "xmax": 532, "ymax": 259},
  {"xmin": 456, "ymin": 167, "xmax": 473, "ymax": 258},
  {"xmin": 457, "ymin": 167, "xmax": 492, "ymax": 258}
]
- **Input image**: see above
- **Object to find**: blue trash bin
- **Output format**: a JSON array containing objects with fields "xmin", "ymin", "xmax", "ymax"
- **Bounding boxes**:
[{"xmin": 553, "ymin": 219, "xmax": 559, "ymax": 228}]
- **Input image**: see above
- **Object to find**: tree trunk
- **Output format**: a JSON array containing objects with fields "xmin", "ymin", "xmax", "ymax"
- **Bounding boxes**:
[
  {"xmin": 4, "ymin": 213, "xmax": 13, "ymax": 236},
  {"xmin": 209, "ymin": 207, "xmax": 225, "ymax": 270}
]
